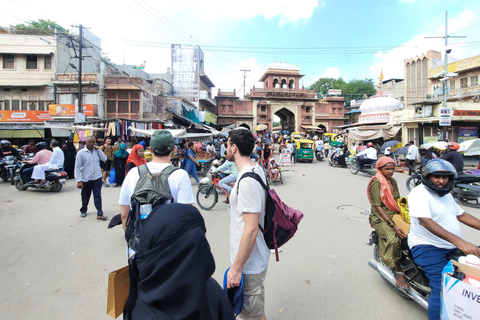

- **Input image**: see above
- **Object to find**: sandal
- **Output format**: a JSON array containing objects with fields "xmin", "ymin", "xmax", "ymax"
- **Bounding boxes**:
[
  {"xmin": 395, "ymin": 271, "xmax": 409, "ymax": 289},
  {"xmin": 97, "ymin": 215, "xmax": 108, "ymax": 221}
]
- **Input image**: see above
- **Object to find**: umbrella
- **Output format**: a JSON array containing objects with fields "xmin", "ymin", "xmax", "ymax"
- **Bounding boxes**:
[
  {"xmin": 380, "ymin": 140, "xmax": 401, "ymax": 152},
  {"xmin": 459, "ymin": 139, "xmax": 480, "ymax": 156},
  {"xmin": 395, "ymin": 147, "xmax": 409, "ymax": 155},
  {"xmin": 255, "ymin": 124, "xmax": 267, "ymax": 131},
  {"xmin": 421, "ymin": 141, "xmax": 448, "ymax": 150}
]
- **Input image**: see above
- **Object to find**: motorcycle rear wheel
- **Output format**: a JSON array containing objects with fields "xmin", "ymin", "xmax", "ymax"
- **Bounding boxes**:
[
  {"xmin": 373, "ymin": 244, "xmax": 411, "ymax": 300},
  {"xmin": 9, "ymin": 168, "xmax": 14, "ymax": 185},
  {"xmin": 196, "ymin": 185, "xmax": 218, "ymax": 210},
  {"xmin": 51, "ymin": 181, "xmax": 63, "ymax": 192}
]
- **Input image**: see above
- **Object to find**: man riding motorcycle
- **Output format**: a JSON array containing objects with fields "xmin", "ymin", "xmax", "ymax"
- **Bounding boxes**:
[
  {"xmin": 440, "ymin": 142, "xmax": 464, "ymax": 175},
  {"xmin": 356, "ymin": 142, "xmax": 377, "ymax": 170},
  {"xmin": 408, "ymin": 159, "xmax": 480, "ymax": 320},
  {"xmin": 21, "ymin": 142, "xmax": 52, "ymax": 182},
  {"xmin": 0, "ymin": 140, "xmax": 19, "ymax": 157}
]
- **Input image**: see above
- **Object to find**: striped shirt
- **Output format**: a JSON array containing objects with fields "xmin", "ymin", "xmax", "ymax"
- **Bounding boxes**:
[{"xmin": 74, "ymin": 147, "xmax": 107, "ymax": 182}]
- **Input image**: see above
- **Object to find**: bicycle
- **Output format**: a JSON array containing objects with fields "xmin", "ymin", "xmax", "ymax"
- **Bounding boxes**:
[{"xmin": 196, "ymin": 169, "xmax": 234, "ymax": 210}]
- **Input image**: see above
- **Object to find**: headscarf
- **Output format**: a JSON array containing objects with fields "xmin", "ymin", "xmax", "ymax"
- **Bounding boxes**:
[
  {"xmin": 114, "ymin": 142, "xmax": 129, "ymax": 158},
  {"xmin": 126, "ymin": 144, "xmax": 147, "ymax": 167},
  {"xmin": 124, "ymin": 203, "xmax": 234, "ymax": 320},
  {"xmin": 367, "ymin": 157, "xmax": 400, "ymax": 213}
]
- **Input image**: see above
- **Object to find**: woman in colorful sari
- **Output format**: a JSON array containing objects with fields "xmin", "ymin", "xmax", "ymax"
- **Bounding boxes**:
[
  {"xmin": 125, "ymin": 144, "xmax": 147, "ymax": 174},
  {"xmin": 184, "ymin": 142, "xmax": 200, "ymax": 183},
  {"xmin": 112, "ymin": 142, "xmax": 129, "ymax": 186},
  {"xmin": 368, "ymin": 157, "xmax": 408, "ymax": 288}
]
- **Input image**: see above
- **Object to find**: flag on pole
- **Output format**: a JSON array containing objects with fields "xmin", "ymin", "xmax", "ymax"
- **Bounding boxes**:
[
  {"xmin": 379, "ymin": 68, "xmax": 384, "ymax": 83},
  {"xmin": 363, "ymin": 92, "xmax": 368, "ymax": 99},
  {"xmin": 133, "ymin": 61, "xmax": 146, "ymax": 69}
]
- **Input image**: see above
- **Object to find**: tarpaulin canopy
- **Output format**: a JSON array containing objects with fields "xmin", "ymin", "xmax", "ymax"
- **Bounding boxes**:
[
  {"xmin": 41, "ymin": 125, "xmax": 109, "ymax": 132},
  {"xmin": 347, "ymin": 125, "xmax": 401, "ymax": 141},
  {"xmin": 127, "ymin": 126, "xmax": 213, "ymax": 142}
]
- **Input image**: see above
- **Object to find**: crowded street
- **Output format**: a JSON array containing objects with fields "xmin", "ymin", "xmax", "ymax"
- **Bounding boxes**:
[{"xmin": 1, "ymin": 149, "xmax": 479, "ymax": 320}]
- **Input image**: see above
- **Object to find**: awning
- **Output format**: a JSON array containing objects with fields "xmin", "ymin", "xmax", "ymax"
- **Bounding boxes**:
[
  {"xmin": 128, "ymin": 126, "xmax": 213, "ymax": 142},
  {"xmin": 345, "ymin": 110, "xmax": 361, "ymax": 114},
  {"xmin": 347, "ymin": 125, "xmax": 401, "ymax": 141},
  {"xmin": 0, "ymin": 129, "xmax": 44, "ymax": 138}
]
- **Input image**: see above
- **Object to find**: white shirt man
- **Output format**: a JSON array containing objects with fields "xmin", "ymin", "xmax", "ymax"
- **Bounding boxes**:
[
  {"xmin": 356, "ymin": 146, "xmax": 377, "ymax": 160},
  {"xmin": 405, "ymin": 141, "xmax": 419, "ymax": 175},
  {"xmin": 30, "ymin": 141, "xmax": 65, "ymax": 185},
  {"xmin": 226, "ymin": 129, "xmax": 269, "ymax": 320}
]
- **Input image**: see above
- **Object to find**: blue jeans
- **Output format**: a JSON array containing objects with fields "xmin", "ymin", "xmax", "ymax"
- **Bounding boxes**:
[
  {"xmin": 411, "ymin": 245, "xmax": 456, "ymax": 320},
  {"xmin": 218, "ymin": 175, "xmax": 236, "ymax": 195}
]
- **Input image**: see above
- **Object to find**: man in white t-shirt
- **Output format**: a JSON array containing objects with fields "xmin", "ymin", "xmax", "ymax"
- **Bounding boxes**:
[
  {"xmin": 226, "ymin": 128, "xmax": 269, "ymax": 320},
  {"xmin": 408, "ymin": 159, "xmax": 480, "ymax": 320},
  {"xmin": 119, "ymin": 130, "xmax": 195, "ymax": 229},
  {"xmin": 405, "ymin": 140, "xmax": 419, "ymax": 175},
  {"xmin": 356, "ymin": 142, "xmax": 377, "ymax": 170}
]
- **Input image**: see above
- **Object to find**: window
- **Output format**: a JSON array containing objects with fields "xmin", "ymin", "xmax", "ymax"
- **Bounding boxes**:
[
  {"xmin": 3, "ymin": 55, "xmax": 14, "ymax": 69},
  {"xmin": 131, "ymin": 101, "xmax": 140, "ymax": 114},
  {"xmin": 26, "ymin": 55, "xmax": 37, "ymax": 69},
  {"xmin": 460, "ymin": 77, "xmax": 468, "ymax": 88},
  {"xmin": 449, "ymin": 80, "xmax": 456, "ymax": 91},
  {"xmin": 84, "ymin": 94, "xmax": 97, "ymax": 104},
  {"xmin": 260, "ymin": 106, "xmax": 266, "ymax": 112},
  {"xmin": 471, "ymin": 76, "xmax": 478, "ymax": 87},
  {"xmin": 44, "ymin": 55, "xmax": 52, "ymax": 69},
  {"xmin": 59, "ymin": 94, "xmax": 71, "ymax": 104},
  {"xmin": 21, "ymin": 100, "xmax": 28, "ymax": 110},
  {"xmin": 28, "ymin": 102, "xmax": 37, "ymax": 110},
  {"xmin": 11, "ymin": 100, "xmax": 19, "ymax": 111},
  {"xmin": 4, "ymin": 100, "xmax": 10, "ymax": 110},
  {"xmin": 118, "ymin": 101, "xmax": 129, "ymax": 113},
  {"xmin": 38, "ymin": 101, "xmax": 45, "ymax": 111},
  {"xmin": 107, "ymin": 101, "xmax": 116, "ymax": 113},
  {"xmin": 306, "ymin": 107, "xmax": 311, "ymax": 113}
]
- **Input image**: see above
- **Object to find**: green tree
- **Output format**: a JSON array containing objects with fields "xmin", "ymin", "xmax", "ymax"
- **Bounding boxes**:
[
  {"xmin": 310, "ymin": 77, "xmax": 376, "ymax": 107},
  {"xmin": 11, "ymin": 19, "xmax": 68, "ymax": 35}
]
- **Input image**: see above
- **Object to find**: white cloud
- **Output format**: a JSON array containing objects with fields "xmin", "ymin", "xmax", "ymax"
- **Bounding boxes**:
[
  {"xmin": 164, "ymin": 0, "xmax": 320, "ymax": 26},
  {"xmin": 310, "ymin": 67, "xmax": 342, "ymax": 84},
  {"xmin": 437, "ymin": 10, "xmax": 476, "ymax": 34}
]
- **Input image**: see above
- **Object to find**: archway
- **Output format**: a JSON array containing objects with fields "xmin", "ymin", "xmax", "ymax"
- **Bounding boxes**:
[
  {"xmin": 274, "ymin": 107, "xmax": 296, "ymax": 133},
  {"xmin": 288, "ymin": 79, "xmax": 294, "ymax": 89},
  {"xmin": 281, "ymin": 79, "xmax": 287, "ymax": 88}
]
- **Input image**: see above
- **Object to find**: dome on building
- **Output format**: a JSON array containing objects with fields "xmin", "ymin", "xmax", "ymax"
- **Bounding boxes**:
[{"xmin": 359, "ymin": 96, "xmax": 403, "ymax": 114}]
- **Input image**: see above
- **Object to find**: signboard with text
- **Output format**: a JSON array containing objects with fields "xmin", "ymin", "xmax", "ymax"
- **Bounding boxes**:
[
  {"xmin": 328, "ymin": 89, "xmax": 342, "ymax": 95},
  {"xmin": 0, "ymin": 111, "xmax": 52, "ymax": 122},
  {"xmin": 439, "ymin": 108, "xmax": 452, "ymax": 126},
  {"xmin": 48, "ymin": 104, "xmax": 94, "ymax": 116}
]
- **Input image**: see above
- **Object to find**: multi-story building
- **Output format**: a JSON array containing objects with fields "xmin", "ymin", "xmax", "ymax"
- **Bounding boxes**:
[
  {"xmin": 390, "ymin": 51, "xmax": 480, "ymax": 145},
  {"xmin": 216, "ymin": 62, "xmax": 345, "ymax": 133}
]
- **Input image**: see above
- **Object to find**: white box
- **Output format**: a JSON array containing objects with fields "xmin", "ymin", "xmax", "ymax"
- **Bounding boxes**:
[{"xmin": 441, "ymin": 260, "xmax": 480, "ymax": 320}]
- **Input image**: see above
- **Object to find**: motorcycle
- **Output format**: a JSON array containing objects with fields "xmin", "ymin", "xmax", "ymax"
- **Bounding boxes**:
[
  {"xmin": 14, "ymin": 163, "xmax": 67, "ymax": 192},
  {"xmin": 367, "ymin": 229, "xmax": 464, "ymax": 310},
  {"xmin": 0, "ymin": 155, "xmax": 21, "ymax": 185},
  {"xmin": 350, "ymin": 156, "xmax": 376, "ymax": 175},
  {"xmin": 406, "ymin": 166, "xmax": 480, "ymax": 208},
  {"xmin": 315, "ymin": 148, "xmax": 324, "ymax": 161}
]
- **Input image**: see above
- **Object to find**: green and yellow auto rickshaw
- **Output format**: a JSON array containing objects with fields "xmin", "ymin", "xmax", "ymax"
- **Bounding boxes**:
[{"xmin": 294, "ymin": 139, "xmax": 314, "ymax": 162}]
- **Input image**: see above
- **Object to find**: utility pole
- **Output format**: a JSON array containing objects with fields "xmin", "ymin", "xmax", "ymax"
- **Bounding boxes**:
[
  {"xmin": 240, "ymin": 69, "xmax": 250, "ymax": 98},
  {"xmin": 426, "ymin": 11, "xmax": 465, "ymax": 141}
]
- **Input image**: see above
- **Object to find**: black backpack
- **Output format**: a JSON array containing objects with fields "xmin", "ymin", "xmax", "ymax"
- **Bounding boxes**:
[{"xmin": 124, "ymin": 164, "xmax": 179, "ymax": 253}]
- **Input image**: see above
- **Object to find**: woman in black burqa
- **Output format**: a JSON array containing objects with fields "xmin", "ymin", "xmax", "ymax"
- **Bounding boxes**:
[
  {"xmin": 62, "ymin": 139, "xmax": 76, "ymax": 179},
  {"xmin": 124, "ymin": 203, "xmax": 234, "ymax": 320}
]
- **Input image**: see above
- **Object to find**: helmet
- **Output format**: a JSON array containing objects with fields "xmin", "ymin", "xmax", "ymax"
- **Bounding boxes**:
[
  {"xmin": 1, "ymin": 140, "xmax": 10, "ymax": 147},
  {"xmin": 36, "ymin": 142, "xmax": 48, "ymax": 150},
  {"xmin": 366, "ymin": 142, "xmax": 373, "ymax": 147},
  {"xmin": 51, "ymin": 140, "xmax": 60, "ymax": 147},
  {"xmin": 421, "ymin": 159, "xmax": 457, "ymax": 196},
  {"xmin": 447, "ymin": 142, "xmax": 460, "ymax": 150}
]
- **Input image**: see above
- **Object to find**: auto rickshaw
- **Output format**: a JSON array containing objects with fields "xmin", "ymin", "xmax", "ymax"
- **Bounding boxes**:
[
  {"xmin": 290, "ymin": 132, "xmax": 304, "ymax": 143},
  {"xmin": 294, "ymin": 139, "xmax": 314, "ymax": 162},
  {"xmin": 323, "ymin": 133, "xmax": 343, "ymax": 147}
]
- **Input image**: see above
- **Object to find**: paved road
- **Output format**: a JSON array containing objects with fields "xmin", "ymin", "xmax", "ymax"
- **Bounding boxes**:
[{"xmin": 0, "ymin": 157, "xmax": 478, "ymax": 319}]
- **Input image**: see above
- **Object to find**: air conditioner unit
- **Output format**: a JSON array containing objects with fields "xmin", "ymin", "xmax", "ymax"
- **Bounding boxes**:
[{"xmin": 414, "ymin": 105, "xmax": 432, "ymax": 118}]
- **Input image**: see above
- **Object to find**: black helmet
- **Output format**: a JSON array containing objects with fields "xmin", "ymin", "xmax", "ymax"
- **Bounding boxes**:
[
  {"xmin": 421, "ymin": 159, "xmax": 457, "ymax": 196},
  {"xmin": 36, "ymin": 142, "xmax": 48, "ymax": 150},
  {"xmin": 51, "ymin": 140, "xmax": 60, "ymax": 147},
  {"xmin": 1, "ymin": 140, "xmax": 10, "ymax": 147}
]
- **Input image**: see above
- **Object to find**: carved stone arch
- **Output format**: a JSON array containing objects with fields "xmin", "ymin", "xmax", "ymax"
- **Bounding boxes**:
[
  {"xmin": 280, "ymin": 78, "xmax": 287, "ymax": 88},
  {"xmin": 288, "ymin": 78, "xmax": 295, "ymax": 89},
  {"xmin": 273, "ymin": 78, "xmax": 279, "ymax": 88}
]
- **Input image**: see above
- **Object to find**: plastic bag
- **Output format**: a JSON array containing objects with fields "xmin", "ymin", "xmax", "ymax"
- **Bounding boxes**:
[{"xmin": 109, "ymin": 168, "xmax": 116, "ymax": 184}]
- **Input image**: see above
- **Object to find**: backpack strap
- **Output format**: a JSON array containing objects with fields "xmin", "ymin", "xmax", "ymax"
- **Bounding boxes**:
[{"xmin": 236, "ymin": 170, "xmax": 270, "ymax": 195}]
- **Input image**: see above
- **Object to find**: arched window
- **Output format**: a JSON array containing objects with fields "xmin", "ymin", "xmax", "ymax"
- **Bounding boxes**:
[
  {"xmin": 273, "ymin": 78, "xmax": 279, "ymax": 88},
  {"xmin": 265, "ymin": 81, "xmax": 268, "ymax": 89},
  {"xmin": 289, "ymin": 79, "xmax": 295, "ymax": 89},
  {"xmin": 281, "ymin": 79, "xmax": 287, "ymax": 88}
]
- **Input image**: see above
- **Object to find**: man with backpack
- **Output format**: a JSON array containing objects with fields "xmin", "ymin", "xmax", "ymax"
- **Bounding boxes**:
[
  {"xmin": 118, "ymin": 130, "xmax": 196, "ymax": 230},
  {"xmin": 225, "ymin": 128, "xmax": 269, "ymax": 320}
]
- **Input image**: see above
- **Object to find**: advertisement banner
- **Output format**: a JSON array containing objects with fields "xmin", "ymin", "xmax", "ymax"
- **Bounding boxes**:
[
  {"xmin": 439, "ymin": 108, "xmax": 452, "ymax": 126},
  {"xmin": 205, "ymin": 111, "xmax": 217, "ymax": 125},
  {"xmin": 48, "ymin": 104, "xmax": 94, "ymax": 116},
  {"xmin": 0, "ymin": 111, "xmax": 52, "ymax": 122}
]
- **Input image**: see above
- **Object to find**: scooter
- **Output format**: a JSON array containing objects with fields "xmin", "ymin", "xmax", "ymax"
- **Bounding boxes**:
[
  {"xmin": 367, "ymin": 229, "xmax": 464, "ymax": 310},
  {"xmin": 406, "ymin": 168, "xmax": 480, "ymax": 208},
  {"xmin": 14, "ymin": 163, "xmax": 67, "ymax": 192},
  {"xmin": 0, "ymin": 155, "xmax": 21, "ymax": 185},
  {"xmin": 315, "ymin": 148, "xmax": 324, "ymax": 161},
  {"xmin": 350, "ymin": 156, "xmax": 376, "ymax": 175}
]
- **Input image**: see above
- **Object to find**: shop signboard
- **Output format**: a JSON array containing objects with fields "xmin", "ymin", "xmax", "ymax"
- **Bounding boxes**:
[
  {"xmin": 328, "ymin": 89, "xmax": 342, "ymax": 95},
  {"xmin": 205, "ymin": 110, "xmax": 217, "ymax": 125},
  {"xmin": 171, "ymin": 44, "xmax": 201, "ymax": 107},
  {"xmin": 280, "ymin": 149, "xmax": 291, "ymax": 166},
  {"xmin": 0, "ymin": 111, "xmax": 52, "ymax": 122},
  {"xmin": 439, "ymin": 108, "xmax": 452, "ymax": 126},
  {"xmin": 48, "ymin": 104, "xmax": 94, "ymax": 116}
]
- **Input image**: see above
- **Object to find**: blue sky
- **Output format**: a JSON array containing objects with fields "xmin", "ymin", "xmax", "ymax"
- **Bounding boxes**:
[{"xmin": 1, "ymin": 0, "xmax": 479, "ymax": 96}]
